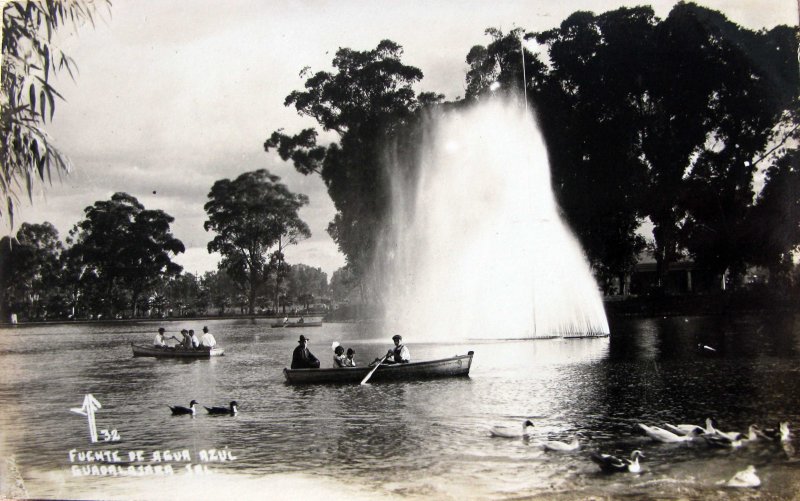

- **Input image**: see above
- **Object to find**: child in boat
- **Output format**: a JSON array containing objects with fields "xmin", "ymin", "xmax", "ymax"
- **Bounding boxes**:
[
  {"xmin": 333, "ymin": 345, "xmax": 346, "ymax": 367},
  {"xmin": 344, "ymin": 348, "xmax": 356, "ymax": 367}
]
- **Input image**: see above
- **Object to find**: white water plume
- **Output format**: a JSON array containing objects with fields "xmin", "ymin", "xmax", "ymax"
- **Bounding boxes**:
[{"xmin": 380, "ymin": 99, "xmax": 609, "ymax": 340}]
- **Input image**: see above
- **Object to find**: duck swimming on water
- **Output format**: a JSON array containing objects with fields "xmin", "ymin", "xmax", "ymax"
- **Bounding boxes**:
[
  {"xmin": 590, "ymin": 450, "xmax": 644, "ymax": 473},
  {"xmin": 540, "ymin": 433, "xmax": 582, "ymax": 452},
  {"xmin": 490, "ymin": 420, "xmax": 535, "ymax": 438},
  {"xmin": 205, "ymin": 401, "xmax": 238, "ymax": 415},
  {"xmin": 169, "ymin": 400, "xmax": 198, "ymax": 416},
  {"xmin": 638, "ymin": 423, "xmax": 694, "ymax": 443},
  {"xmin": 724, "ymin": 465, "xmax": 760, "ymax": 488}
]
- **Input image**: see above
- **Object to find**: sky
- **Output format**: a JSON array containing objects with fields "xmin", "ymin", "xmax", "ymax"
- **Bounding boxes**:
[{"xmin": 8, "ymin": 0, "xmax": 798, "ymax": 279}]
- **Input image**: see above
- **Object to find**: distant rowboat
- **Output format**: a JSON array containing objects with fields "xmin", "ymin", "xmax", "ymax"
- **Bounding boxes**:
[
  {"xmin": 130, "ymin": 343, "xmax": 225, "ymax": 358},
  {"xmin": 270, "ymin": 321, "xmax": 323, "ymax": 328},
  {"xmin": 283, "ymin": 351, "xmax": 474, "ymax": 384}
]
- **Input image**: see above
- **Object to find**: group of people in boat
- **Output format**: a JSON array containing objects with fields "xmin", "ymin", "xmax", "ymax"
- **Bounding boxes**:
[
  {"xmin": 153, "ymin": 326, "xmax": 217, "ymax": 350},
  {"xmin": 290, "ymin": 334, "xmax": 410, "ymax": 369}
]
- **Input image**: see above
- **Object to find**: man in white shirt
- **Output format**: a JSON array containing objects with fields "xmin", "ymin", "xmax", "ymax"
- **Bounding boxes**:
[
  {"xmin": 153, "ymin": 327, "xmax": 168, "ymax": 348},
  {"xmin": 200, "ymin": 326, "xmax": 217, "ymax": 348}
]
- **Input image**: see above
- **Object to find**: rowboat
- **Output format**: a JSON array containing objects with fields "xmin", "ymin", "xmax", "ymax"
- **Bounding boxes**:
[
  {"xmin": 130, "ymin": 343, "xmax": 225, "ymax": 358},
  {"xmin": 283, "ymin": 351, "xmax": 474, "ymax": 384},
  {"xmin": 270, "ymin": 321, "xmax": 323, "ymax": 328}
]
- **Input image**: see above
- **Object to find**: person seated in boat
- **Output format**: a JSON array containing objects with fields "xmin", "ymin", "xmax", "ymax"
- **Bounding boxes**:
[
  {"xmin": 291, "ymin": 335, "xmax": 320, "ymax": 369},
  {"xmin": 344, "ymin": 348, "xmax": 356, "ymax": 367},
  {"xmin": 379, "ymin": 334, "xmax": 410, "ymax": 365},
  {"xmin": 153, "ymin": 327, "xmax": 173, "ymax": 349},
  {"xmin": 333, "ymin": 345, "xmax": 346, "ymax": 367},
  {"xmin": 298, "ymin": 317, "xmax": 305, "ymax": 324},
  {"xmin": 200, "ymin": 326, "xmax": 217, "ymax": 348},
  {"xmin": 189, "ymin": 329, "xmax": 201, "ymax": 349},
  {"xmin": 282, "ymin": 316, "xmax": 289, "ymax": 325},
  {"xmin": 179, "ymin": 329, "xmax": 192, "ymax": 349}
]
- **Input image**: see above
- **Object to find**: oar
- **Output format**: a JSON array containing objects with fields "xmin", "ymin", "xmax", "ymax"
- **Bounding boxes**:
[{"xmin": 360, "ymin": 354, "xmax": 389, "ymax": 385}]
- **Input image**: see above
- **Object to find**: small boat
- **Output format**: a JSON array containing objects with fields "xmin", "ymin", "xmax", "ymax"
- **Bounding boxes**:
[
  {"xmin": 270, "ymin": 321, "xmax": 323, "ymax": 328},
  {"xmin": 284, "ymin": 351, "xmax": 474, "ymax": 384},
  {"xmin": 131, "ymin": 343, "xmax": 225, "ymax": 358}
]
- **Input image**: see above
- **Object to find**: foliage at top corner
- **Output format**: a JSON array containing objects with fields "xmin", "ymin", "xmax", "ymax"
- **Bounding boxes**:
[{"xmin": 1, "ymin": 0, "xmax": 110, "ymax": 225}]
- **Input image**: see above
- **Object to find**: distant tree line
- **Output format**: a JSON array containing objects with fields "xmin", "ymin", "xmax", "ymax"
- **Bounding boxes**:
[
  {"xmin": 0, "ymin": 177, "xmax": 339, "ymax": 322},
  {"xmin": 266, "ymin": 2, "xmax": 799, "ymax": 299}
]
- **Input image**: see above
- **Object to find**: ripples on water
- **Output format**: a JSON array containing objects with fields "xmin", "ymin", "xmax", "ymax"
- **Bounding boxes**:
[{"xmin": 0, "ymin": 314, "xmax": 798, "ymax": 499}]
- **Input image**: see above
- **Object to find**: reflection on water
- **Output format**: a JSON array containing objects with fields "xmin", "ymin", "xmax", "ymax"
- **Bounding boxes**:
[{"xmin": 0, "ymin": 314, "xmax": 799, "ymax": 499}]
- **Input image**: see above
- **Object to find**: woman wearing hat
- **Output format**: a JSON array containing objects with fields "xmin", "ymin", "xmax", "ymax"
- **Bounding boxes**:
[{"xmin": 291, "ymin": 334, "xmax": 320, "ymax": 369}]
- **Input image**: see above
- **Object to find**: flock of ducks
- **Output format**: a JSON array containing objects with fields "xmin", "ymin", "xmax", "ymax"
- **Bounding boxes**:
[
  {"xmin": 490, "ymin": 418, "xmax": 793, "ymax": 488},
  {"xmin": 169, "ymin": 400, "xmax": 239, "ymax": 416}
]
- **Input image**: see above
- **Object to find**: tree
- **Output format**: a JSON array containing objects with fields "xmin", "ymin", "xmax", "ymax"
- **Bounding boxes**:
[
  {"xmin": 0, "ymin": 221, "xmax": 63, "ymax": 320},
  {"xmin": 265, "ymin": 40, "xmax": 443, "ymax": 300},
  {"xmin": 746, "ymin": 149, "xmax": 800, "ymax": 284},
  {"xmin": 68, "ymin": 192, "xmax": 184, "ymax": 317},
  {"xmin": 287, "ymin": 263, "xmax": 328, "ymax": 308},
  {"xmin": 201, "ymin": 268, "xmax": 241, "ymax": 316},
  {"xmin": 679, "ymin": 21, "xmax": 799, "ymax": 283},
  {"xmin": 204, "ymin": 169, "xmax": 310, "ymax": 315},
  {"xmin": 1, "ymin": 0, "xmax": 110, "ymax": 224},
  {"xmin": 329, "ymin": 266, "xmax": 355, "ymax": 303}
]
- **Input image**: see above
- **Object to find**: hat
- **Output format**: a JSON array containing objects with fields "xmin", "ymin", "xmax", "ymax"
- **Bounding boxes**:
[
  {"xmin": 298, "ymin": 335, "xmax": 309, "ymax": 343},
  {"xmin": 392, "ymin": 334, "xmax": 402, "ymax": 341},
  {"xmin": 203, "ymin": 326, "xmax": 208, "ymax": 332},
  {"xmin": 158, "ymin": 327, "xmax": 165, "ymax": 333},
  {"xmin": 181, "ymin": 329, "xmax": 188, "ymax": 334}
]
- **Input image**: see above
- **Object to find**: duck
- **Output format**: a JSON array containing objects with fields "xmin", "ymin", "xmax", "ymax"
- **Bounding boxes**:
[
  {"xmin": 490, "ymin": 420, "xmax": 535, "ymax": 439},
  {"xmin": 756, "ymin": 422, "xmax": 792, "ymax": 443},
  {"xmin": 540, "ymin": 433, "xmax": 582, "ymax": 452},
  {"xmin": 703, "ymin": 433, "xmax": 743, "ymax": 449},
  {"xmin": 705, "ymin": 418, "xmax": 742, "ymax": 442},
  {"xmin": 724, "ymin": 465, "xmax": 760, "ymax": 488},
  {"xmin": 590, "ymin": 450, "xmax": 644, "ymax": 473},
  {"xmin": 169, "ymin": 400, "xmax": 198, "ymax": 416},
  {"xmin": 205, "ymin": 401, "xmax": 238, "ymax": 416},
  {"xmin": 662, "ymin": 422, "xmax": 705, "ymax": 437},
  {"xmin": 638, "ymin": 423, "xmax": 694, "ymax": 443}
]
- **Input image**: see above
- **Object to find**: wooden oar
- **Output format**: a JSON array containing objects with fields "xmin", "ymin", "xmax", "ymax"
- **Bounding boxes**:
[{"xmin": 360, "ymin": 354, "xmax": 389, "ymax": 385}]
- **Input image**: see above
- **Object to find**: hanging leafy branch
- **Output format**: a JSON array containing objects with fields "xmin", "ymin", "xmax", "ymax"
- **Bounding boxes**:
[{"xmin": 1, "ymin": 0, "xmax": 110, "ymax": 225}]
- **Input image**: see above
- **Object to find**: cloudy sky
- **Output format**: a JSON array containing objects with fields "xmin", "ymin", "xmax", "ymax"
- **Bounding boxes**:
[{"xmin": 11, "ymin": 0, "xmax": 797, "ymax": 278}]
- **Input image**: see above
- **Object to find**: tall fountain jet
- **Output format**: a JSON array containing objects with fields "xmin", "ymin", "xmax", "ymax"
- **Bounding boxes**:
[{"xmin": 381, "ymin": 98, "xmax": 610, "ymax": 340}]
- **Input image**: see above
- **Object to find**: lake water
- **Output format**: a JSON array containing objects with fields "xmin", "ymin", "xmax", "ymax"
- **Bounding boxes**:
[{"xmin": 0, "ymin": 314, "xmax": 799, "ymax": 500}]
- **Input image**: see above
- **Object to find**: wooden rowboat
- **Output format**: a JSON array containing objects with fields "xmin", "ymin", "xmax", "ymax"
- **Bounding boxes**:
[
  {"xmin": 270, "ymin": 321, "xmax": 323, "ymax": 328},
  {"xmin": 130, "ymin": 343, "xmax": 225, "ymax": 358},
  {"xmin": 283, "ymin": 351, "xmax": 474, "ymax": 384}
]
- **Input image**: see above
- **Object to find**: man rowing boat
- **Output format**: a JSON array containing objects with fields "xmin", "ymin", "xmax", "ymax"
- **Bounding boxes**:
[{"xmin": 380, "ymin": 334, "xmax": 410, "ymax": 365}]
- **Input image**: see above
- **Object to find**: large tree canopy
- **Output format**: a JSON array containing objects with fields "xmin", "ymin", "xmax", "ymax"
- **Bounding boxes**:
[
  {"xmin": 265, "ymin": 40, "xmax": 443, "ymax": 298},
  {"xmin": 68, "ymin": 192, "xmax": 184, "ymax": 316},
  {"xmin": 1, "ymin": 0, "xmax": 109, "ymax": 224},
  {"xmin": 204, "ymin": 169, "xmax": 310, "ymax": 315}
]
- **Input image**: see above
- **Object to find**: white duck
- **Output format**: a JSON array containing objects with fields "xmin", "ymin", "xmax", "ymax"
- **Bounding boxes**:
[
  {"xmin": 540, "ymin": 433, "xmax": 582, "ymax": 452},
  {"xmin": 662, "ymin": 422, "xmax": 705, "ymax": 437},
  {"xmin": 490, "ymin": 419, "xmax": 535, "ymax": 439},
  {"xmin": 724, "ymin": 465, "xmax": 760, "ymax": 488},
  {"xmin": 705, "ymin": 418, "xmax": 742, "ymax": 441},
  {"xmin": 638, "ymin": 423, "xmax": 694, "ymax": 443}
]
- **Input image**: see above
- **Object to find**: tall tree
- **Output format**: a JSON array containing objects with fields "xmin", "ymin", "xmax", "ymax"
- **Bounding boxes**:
[
  {"xmin": 204, "ymin": 169, "xmax": 310, "ymax": 315},
  {"xmin": 679, "ymin": 21, "xmax": 799, "ymax": 282},
  {"xmin": 0, "ymin": 221, "xmax": 63, "ymax": 320},
  {"xmin": 746, "ymin": 149, "xmax": 800, "ymax": 284},
  {"xmin": 68, "ymin": 192, "xmax": 184, "ymax": 317},
  {"xmin": 1, "ymin": 0, "xmax": 110, "ymax": 223},
  {"xmin": 264, "ymin": 40, "xmax": 443, "ymax": 299}
]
